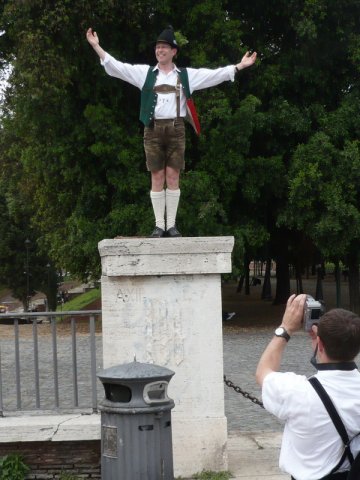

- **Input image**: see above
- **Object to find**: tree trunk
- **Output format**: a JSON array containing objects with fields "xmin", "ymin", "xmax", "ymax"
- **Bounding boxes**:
[
  {"xmin": 335, "ymin": 260, "xmax": 341, "ymax": 308},
  {"xmin": 295, "ymin": 263, "xmax": 303, "ymax": 294},
  {"xmin": 273, "ymin": 255, "xmax": 290, "ymax": 304},
  {"xmin": 245, "ymin": 256, "xmax": 250, "ymax": 295},
  {"xmin": 315, "ymin": 264, "xmax": 324, "ymax": 300},
  {"xmin": 348, "ymin": 251, "xmax": 360, "ymax": 314},
  {"xmin": 261, "ymin": 257, "xmax": 272, "ymax": 300},
  {"xmin": 237, "ymin": 275, "xmax": 244, "ymax": 293},
  {"xmin": 237, "ymin": 255, "xmax": 251, "ymax": 294}
]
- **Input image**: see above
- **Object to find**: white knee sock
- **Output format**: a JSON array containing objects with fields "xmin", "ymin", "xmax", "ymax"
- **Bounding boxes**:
[
  {"xmin": 166, "ymin": 188, "xmax": 181, "ymax": 230},
  {"xmin": 150, "ymin": 190, "xmax": 166, "ymax": 230}
]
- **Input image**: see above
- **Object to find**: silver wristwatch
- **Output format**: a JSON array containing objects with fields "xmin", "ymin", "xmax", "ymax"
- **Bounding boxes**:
[{"xmin": 274, "ymin": 326, "xmax": 290, "ymax": 342}]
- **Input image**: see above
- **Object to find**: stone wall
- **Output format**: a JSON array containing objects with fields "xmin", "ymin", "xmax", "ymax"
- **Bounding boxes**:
[{"xmin": 0, "ymin": 440, "xmax": 100, "ymax": 479}]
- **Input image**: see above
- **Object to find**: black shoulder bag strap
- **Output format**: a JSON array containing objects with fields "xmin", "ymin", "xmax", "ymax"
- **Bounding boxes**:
[{"xmin": 309, "ymin": 376, "xmax": 354, "ymax": 475}]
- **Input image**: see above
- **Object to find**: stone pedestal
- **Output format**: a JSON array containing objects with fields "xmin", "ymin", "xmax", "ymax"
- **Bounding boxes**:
[{"xmin": 98, "ymin": 237, "xmax": 234, "ymax": 477}]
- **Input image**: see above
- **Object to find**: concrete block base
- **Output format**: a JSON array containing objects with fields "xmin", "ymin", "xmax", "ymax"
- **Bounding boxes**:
[
  {"xmin": 172, "ymin": 415, "xmax": 228, "ymax": 477},
  {"xmin": 98, "ymin": 237, "xmax": 234, "ymax": 476}
]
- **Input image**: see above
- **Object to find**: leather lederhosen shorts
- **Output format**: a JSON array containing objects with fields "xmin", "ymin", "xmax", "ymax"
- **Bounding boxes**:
[{"xmin": 144, "ymin": 118, "xmax": 185, "ymax": 172}]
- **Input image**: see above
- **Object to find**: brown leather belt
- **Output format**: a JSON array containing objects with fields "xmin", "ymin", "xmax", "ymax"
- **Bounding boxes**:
[{"xmin": 149, "ymin": 118, "xmax": 184, "ymax": 127}]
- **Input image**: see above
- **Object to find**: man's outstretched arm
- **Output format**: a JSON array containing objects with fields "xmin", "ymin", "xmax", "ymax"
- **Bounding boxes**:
[{"xmin": 255, "ymin": 294, "xmax": 306, "ymax": 386}]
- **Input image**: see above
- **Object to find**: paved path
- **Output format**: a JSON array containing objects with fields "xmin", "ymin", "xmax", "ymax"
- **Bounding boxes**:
[{"xmin": 227, "ymin": 431, "xmax": 288, "ymax": 479}]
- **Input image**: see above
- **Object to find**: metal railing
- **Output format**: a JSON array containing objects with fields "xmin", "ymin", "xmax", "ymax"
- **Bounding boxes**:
[{"xmin": 0, "ymin": 310, "xmax": 102, "ymax": 416}]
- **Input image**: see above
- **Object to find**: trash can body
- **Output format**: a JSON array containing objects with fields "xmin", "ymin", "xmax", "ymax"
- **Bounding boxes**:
[
  {"xmin": 101, "ymin": 408, "xmax": 173, "ymax": 479},
  {"xmin": 97, "ymin": 361, "xmax": 175, "ymax": 480}
]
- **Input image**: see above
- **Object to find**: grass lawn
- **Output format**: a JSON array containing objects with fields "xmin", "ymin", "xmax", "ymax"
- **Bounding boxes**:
[{"xmin": 56, "ymin": 288, "xmax": 101, "ymax": 312}]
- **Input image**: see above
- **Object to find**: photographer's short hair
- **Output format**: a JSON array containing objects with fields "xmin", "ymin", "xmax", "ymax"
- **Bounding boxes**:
[{"xmin": 318, "ymin": 309, "xmax": 360, "ymax": 361}]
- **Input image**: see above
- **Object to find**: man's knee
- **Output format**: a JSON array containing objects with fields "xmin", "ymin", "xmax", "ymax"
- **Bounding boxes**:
[
  {"xmin": 166, "ymin": 167, "xmax": 180, "ymax": 189},
  {"xmin": 151, "ymin": 169, "xmax": 166, "ymax": 191}
]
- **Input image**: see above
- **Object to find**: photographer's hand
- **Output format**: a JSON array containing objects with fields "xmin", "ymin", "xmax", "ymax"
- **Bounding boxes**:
[{"xmin": 281, "ymin": 294, "xmax": 307, "ymax": 335}]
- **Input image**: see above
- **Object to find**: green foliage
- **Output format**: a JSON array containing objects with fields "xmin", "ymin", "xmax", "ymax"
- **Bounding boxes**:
[
  {"xmin": 192, "ymin": 470, "xmax": 233, "ymax": 480},
  {"xmin": 176, "ymin": 470, "xmax": 233, "ymax": 480},
  {"xmin": 174, "ymin": 30, "xmax": 189, "ymax": 48},
  {"xmin": 59, "ymin": 472, "xmax": 81, "ymax": 480},
  {"xmin": 0, "ymin": 455, "xmax": 29, "ymax": 480},
  {"xmin": 281, "ymin": 118, "xmax": 360, "ymax": 258},
  {"xmin": 1, "ymin": 0, "xmax": 360, "ymax": 303}
]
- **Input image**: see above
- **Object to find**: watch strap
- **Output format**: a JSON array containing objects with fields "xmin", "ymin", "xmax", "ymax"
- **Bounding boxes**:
[{"xmin": 275, "ymin": 327, "xmax": 290, "ymax": 342}]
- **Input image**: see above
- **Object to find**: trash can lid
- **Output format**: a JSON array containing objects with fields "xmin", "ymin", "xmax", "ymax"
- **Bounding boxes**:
[{"xmin": 97, "ymin": 360, "xmax": 175, "ymax": 383}]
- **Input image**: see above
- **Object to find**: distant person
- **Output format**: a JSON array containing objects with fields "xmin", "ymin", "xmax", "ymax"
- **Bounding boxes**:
[
  {"xmin": 86, "ymin": 25, "xmax": 256, "ymax": 238},
  {"xmin": 256, "ymin": 294, "xmax": 360, "ymax": 480}
]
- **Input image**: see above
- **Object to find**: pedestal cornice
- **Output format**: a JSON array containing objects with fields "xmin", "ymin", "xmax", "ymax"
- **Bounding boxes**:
[{"xmin": 98, "ymin": 236, "xmax": 234, "ymax": 276}]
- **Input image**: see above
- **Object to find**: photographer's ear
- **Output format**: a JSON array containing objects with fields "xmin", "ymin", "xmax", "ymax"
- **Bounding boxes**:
[
  {"xmin": 310, "ymin": 324, "xmax": 318, "ymax": 340},
  {"xmin": 310, "ymin": 325, "xmax": 319, "ymax": 354},
  {"xmin": 317, "ymin": 336, "xmax": 325, "ymax": 354}
]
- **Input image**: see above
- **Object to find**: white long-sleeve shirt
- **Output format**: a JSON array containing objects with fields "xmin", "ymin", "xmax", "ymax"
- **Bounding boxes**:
[
  {"xmin": 262, "ymin": 369, "xmax": 360, "ymax": 480},
  {"xmin": 101, "ymin": 52, "xmax": 235, "ymax": 119}
]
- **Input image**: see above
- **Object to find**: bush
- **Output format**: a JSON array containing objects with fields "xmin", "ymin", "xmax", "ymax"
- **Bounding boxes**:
[
  {"xmin": 59, "ymin": 473, "xmax": 81, "ymax": 480},
  {"xmin": 0, "ymin": 455, "xmax": 29, "ymax": 480}
]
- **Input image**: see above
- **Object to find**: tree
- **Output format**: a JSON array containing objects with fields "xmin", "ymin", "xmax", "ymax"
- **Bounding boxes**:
[
  {"xmin": 0, "ymin": 0, "xmax": 266, "ymax": 281},
  {"xmin": 0, "ymin": 192, "xmax": 58, "ymax": 310},
  {"xmin": 282, "ymin": 126, "xmax": 360, "ymax": 312},
  {"xmin": 231, "ymin": 0, "xmax": 360, "ymax": 303},
  {"xmin": 1, "ymin": 0, "xmax": 360, "ymax": 312}
]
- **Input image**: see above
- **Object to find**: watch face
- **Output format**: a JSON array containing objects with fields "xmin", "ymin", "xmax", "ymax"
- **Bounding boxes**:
[{"xmin": 275, "ymin": 326, "xmax": 290, "ymax": 341}]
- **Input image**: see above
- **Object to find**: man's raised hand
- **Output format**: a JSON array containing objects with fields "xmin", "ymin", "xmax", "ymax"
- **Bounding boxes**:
[
  {"xmin": 86, "ymin": 28, "xmax": 99, "ymax": 47},
  {"xmin": 236, "ymin": 51, "xmax": 257, "ymax": 71}
]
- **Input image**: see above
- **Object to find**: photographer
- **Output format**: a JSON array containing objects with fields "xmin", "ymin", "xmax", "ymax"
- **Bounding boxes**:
[{"xmin": 256, "ymin": 294, "xmax": 360, "ymax": 480}]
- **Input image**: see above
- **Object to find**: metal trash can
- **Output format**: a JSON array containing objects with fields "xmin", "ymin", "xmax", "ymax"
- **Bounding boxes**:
[{"xmin": 97, "ymin": 360, "xmax": 175, "ymax": 480}]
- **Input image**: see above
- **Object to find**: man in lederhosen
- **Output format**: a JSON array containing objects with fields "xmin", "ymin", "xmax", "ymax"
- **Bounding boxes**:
[{"xmin": 86, "ymin": 26, "xmax": 256, "ymax": 237}]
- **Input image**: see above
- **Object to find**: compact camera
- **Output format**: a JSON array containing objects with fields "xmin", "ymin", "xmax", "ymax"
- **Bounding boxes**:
[{"xmin": 303, "ymin": 295, "xmax": 325, "ymax": 331}]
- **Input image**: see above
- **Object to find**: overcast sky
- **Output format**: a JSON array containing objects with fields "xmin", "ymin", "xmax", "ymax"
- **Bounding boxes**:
[
  {"xmin": 0, "ymin": 68, "xmax": 10, "ymax": 104},
  {"xmin": 0, "ymin": 30, "xmax": 9, "ymax": 103}
]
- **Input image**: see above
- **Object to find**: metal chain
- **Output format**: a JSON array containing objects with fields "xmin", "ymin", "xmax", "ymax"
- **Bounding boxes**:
[{"xmin": 223, "ymin": 375, "xmax": 264, "ymax": 409}]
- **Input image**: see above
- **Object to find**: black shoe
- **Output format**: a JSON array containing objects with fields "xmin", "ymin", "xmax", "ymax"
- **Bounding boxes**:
[
  {"xmin": 150, "ymin": 227, "xmax": 165, "ymax": 238},
  {"xmin": 166, "ymin": 226, "xmax": 182, "ymax": 237}
]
